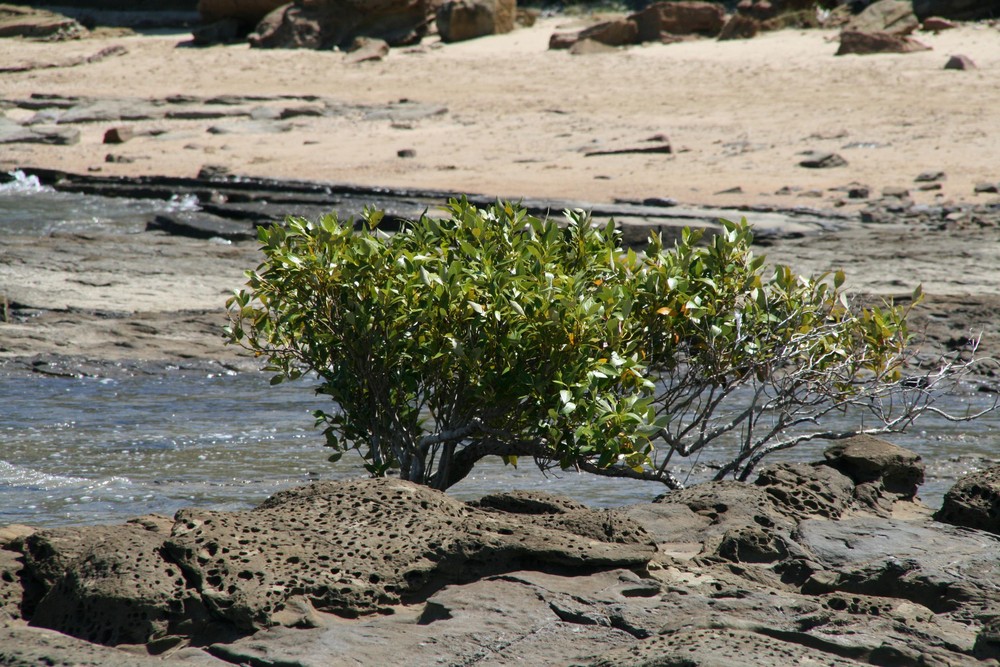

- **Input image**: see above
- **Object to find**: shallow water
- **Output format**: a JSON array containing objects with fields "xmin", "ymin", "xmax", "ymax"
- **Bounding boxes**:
[{"xmin": 1, "ymin": 173, "xmax": 997, "ymax": 526}]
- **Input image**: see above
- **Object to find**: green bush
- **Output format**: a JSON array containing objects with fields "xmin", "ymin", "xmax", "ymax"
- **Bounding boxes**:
[{"xmin": 227, "ymin": 198, "xmax": 969, "ymax": 491}]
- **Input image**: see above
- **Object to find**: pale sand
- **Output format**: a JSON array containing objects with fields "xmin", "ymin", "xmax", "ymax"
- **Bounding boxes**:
[
  {"xmin": 2, "ymin": 19, "xmax": 1000, "ymax": 367},
  {"xmin": 1, "ymin": 19, "xmax": 999, "ymax": 208}
]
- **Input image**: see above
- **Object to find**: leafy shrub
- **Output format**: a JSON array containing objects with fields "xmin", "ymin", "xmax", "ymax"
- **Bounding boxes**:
[{"xmin": 227, "ymin": 198, "xmax": 982, "ymax": 490}]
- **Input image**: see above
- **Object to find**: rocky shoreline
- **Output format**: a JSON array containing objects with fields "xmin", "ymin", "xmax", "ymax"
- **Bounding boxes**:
[{"xmin": 2, "ymin": 436, "xmax": 1000, "ymax": 666}]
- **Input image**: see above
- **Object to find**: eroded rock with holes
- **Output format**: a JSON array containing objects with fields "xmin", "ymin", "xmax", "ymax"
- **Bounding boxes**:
[
  {"xmin": 20, "ymin": 522, "xmax": 205, "ymax": 646},
  {"xmin": 934, "ymin": 464, "xmax": 1000, "ymax": 534},
  {"xmin": 165, "ymin": 478, "xmax": 656, "ymax": 631}
]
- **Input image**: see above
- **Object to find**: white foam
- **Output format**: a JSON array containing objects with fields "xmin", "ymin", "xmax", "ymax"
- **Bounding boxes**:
[{"xmin": 0, "ymin": 170, "xmax": 53, "ymax": 195}]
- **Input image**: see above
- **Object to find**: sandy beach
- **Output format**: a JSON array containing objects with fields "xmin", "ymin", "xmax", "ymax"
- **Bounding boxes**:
[{"xmin": 2, "ymin": 14, "xmax": 1000, "ymax": 371}]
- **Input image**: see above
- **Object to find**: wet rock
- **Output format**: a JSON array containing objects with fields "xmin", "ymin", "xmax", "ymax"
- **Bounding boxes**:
[
  {"xmin": 249, "ymin": 0, "xmax": 431, "ymax": 50},
  {"xmin": 436, "ymin": 0, "xmax": 515, "ymax": 43},
  {"xmin": 837, "ymin": 30, "xmax": 931, "ymax": 55},
  {"xmin": 945, "ymin": 54, "xmax": 977, "ymax": 70},
  {"xmin": 631, "ymin": 1, "xmax": 726, "ymax": 40},
  {"xmin": 842, "ymin": 0, "xmax": 918, "ymax": 36},
  {"xmin": 934, "ymin": 465, "xmax": 1000, "ymax": 534},
  {"xmin": 147, "ymin": 212, "xmax": 258, "ymax": 241},
  {"xmin": 798, "ymin": 151, "xmax": 847, "ymax": 168}
]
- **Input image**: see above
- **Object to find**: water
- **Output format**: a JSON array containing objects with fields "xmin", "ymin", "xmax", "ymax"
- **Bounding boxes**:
[
  {"xmin": 1, "ymin": 173, "xmax": 998, "ymax": 527},
  {"xmin": 0, "ymin": 170, "xmax": 199, "ymax": 235}
]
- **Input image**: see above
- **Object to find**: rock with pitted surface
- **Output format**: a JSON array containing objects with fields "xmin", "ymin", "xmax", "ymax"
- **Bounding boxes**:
[
  {"xmin": 934, "ymin": 465, "xmax": 1000, "ymax": 534},
  {"xmin": 249, "ymin": 0, "xmax": 431, "ymax": 49},
  {"xmin": 166, "ymin": 478, "xmax": 656, "ymax": 630}
]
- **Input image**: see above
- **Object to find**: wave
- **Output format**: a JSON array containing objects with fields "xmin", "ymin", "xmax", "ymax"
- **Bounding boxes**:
[{"xmin": 0, "ymin": 170, "xmax": 53, "ymax": 195}]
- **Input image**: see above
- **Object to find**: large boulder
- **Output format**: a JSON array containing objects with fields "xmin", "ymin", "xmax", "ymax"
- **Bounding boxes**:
[
  {"xmin": 249, "ymin": 0, "xmax": 431, "ymax": 49},
  {"xmin": 934, "ymin": 465, "xmax": 1000, "ymax": 534},
  {"xmin": 837, "ymin": 29, "xmax": 931, "ymax": 55},
  {"xmin": 0, "ymin": 4, "xmax": 86, "ymax": 40},
  {"xmin": 197, "ymin": 0, "xmax": 287, "ymax": 25},
  {"xmin": 549, "ymin": 18, "xmax": 639, "ymax": 49},
  {"xmin": 842, "ymin": 0, "xmax": 919, "ymax": 36},
  {"xmin": 436, "ymin": 0, "xmax": 515, "ymax": 43},
  {"xmin": 631, "ymin": 1, "xmax": 727, "ymax": 40}
]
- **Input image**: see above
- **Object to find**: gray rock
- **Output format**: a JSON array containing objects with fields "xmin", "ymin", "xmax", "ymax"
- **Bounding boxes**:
[
  {"xmin": 799, "ymin": 151, "xmax": 847, "ymax": 168},
  {"xmin": 945, "ymin": 54, "xmax": 977, "ymax": 70},
  {"xmin": 0, "ymin": 118, "xmax": 80, "ymax": 145},
  {"xmin": 147, "ymin": 212, "xmax": 259, "ymax": 242},
  {"xmin": 164, "ymin": 478, "xmax": 655, "ymax": 631},
  {"xmin": 823, "ymin": 435, "xmax": 925, "ymax": 499},
  {"xmin": 934, "ymin": 465, "xmax": 1000, "ymax": 534}
]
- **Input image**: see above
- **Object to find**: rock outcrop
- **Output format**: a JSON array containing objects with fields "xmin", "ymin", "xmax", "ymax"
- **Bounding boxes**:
[
  {"xmin": 248, "ymin": 0, "xmax": 431, "ymax": 49},
  {"xmin": 935, "ymin": 464, "xmax": 1000, "ymax": 534},
  {"xmin": 436, "ymin": 0, "xmax": 515, "ymax": 43},
  {"xmin": 0, "ymin": 4, "xmax": 86, "ymax": 40},
  {"xmin": 3, "ymin": 440, "xmax": 1000, "ymax": 665}
]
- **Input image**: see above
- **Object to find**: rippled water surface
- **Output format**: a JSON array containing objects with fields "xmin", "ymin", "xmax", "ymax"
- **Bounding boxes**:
[{"xmin": 2, "ymin": 174, "xmax": 998, "ymax": 526}]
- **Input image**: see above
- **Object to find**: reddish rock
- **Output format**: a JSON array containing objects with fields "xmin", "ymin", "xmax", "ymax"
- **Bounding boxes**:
[
  {"xmin": 549, "ymin": 18, "xmax": 638, "ymax": 50},
  {"xmin": 836, "ymin": 30, "xmax": 931, "ymax": 55},
  {"xmin": 631, "ymin": 1, "xmax": 726, "ymax": 41},
  {"xmin": 944, "ymin": 53, "xmax": 976, "ymax": 70},
  {"xmin": 437, "ymin": 0, "xmax": 515, "ymax": 43},
  {"xmin": 718, "ymin": 13, "xmax": 759, "ymax": 40},
  {"xmin": 102, "ymin": 127, "xmax": 134, "ymax": 144},
  {"xmin": 921, "ymin": 15, "xmax": 956, "ymax": 31},
  {"xmin": 250, "ymin": 0, "xmax": 431, "ymax": 50}
]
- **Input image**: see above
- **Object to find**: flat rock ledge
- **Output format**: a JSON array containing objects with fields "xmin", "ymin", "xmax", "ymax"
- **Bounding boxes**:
[{"xmin": 2, "ymin": 437, "xmax": 1000, "ymax": 666}]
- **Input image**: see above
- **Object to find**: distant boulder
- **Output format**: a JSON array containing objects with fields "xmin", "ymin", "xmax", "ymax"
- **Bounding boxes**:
[
  {"xmin": 197, "ymin": 0, "xmax": 287, "ymax": 25},
  {"xmin": 632, "ymin": 0, "xmax": 726, "ymax": 40},
  {"xmin": 912, "ymin": 0, "xmax": 1000, "ymax": 20},
  {"xmin": 250, "ymin": 0, "xmax": 431, "ymax": 50},
  {"xmin": 436, "ymin": 0, "xmax": 515, "ymax": 43}
]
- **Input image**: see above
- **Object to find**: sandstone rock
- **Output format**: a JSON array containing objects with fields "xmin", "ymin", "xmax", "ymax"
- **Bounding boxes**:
[
  {"xmin": 934, "ymin": 465, "xmax": 1000, "ymax": 534},
  {"xmin": 0, "ymin": 4, "xmax": 86, "ymax": 40},
  {"xmin": 249, "ymin": 0, "xmax": 430, "ymax": 50},
  {"xmin": 922, "ymin": 15, "xmax": 957, "ymax": 30},
  {"xmin": 436, "ymin": 0, "xmax": 515, "ymax": 43},
  {"xmin": 345, "ymin": 36, "xmax": 390, "ymax": 62},
  {"xmin": 20, "ymin": 524, "xmax": 205, "ymax": 646},
  {"xmin": 799, "ymin": 150, "xmax": 847, "ymax": 168},
  {"xmin": 945, "ymin": 53, "xmax": 977, "ymax": 70},
  {"xmin": 549, "ymin": 18, "xmax": 638, "ymax": 50},
  {"xmin": 842, "ymin": 0, "xmax": 919, "ymax": 36},
  {"xmin": 631, "ymin": 1, "xmax": 726, "ymax": 41},
  {"xmin": 102, "ymin": 126, "xmax": 134, "ymax": 144},
  {"xmin": 912, "ymin": 0, "xmax": 1000, "ymax": 20},
  {"xmin": 165, "ymin": 479, "xmax": 655, "ymax": 631},
  {"xmin": 823, "ymin": 435, "xmax": 925, "ymax": 498},
  {"xmin": 718, "ymin": 13, "xmax": 760, "ymax": 40},
  {"xmin": 974, "ymin": 182, "xmax": 1000, "ymax": 194},
  {"xmin": 837, "ymin": 30, "xmax": 931, "ymax": 55},
  {"xmin": 198, "ymin": 0, "xmax": 288, "ymax": 25}
]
